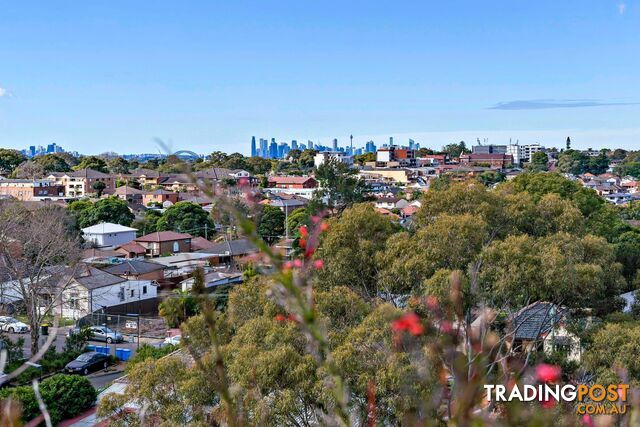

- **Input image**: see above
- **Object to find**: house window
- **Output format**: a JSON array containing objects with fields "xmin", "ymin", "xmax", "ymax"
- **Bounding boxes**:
[
  {"xmin": 143, "ymin": 285, "xmax": 147, "ymax": 295},
  {"xmin": 118, "ymin": 287, "xmax": 125, "ymax": 301},
  {"xmin": 130, "ymin": 289, "xmax": 135, "ymax": 298},
  {"xmin": 172, "ymin": 241, "xmax": 179, "ymax": 252}
]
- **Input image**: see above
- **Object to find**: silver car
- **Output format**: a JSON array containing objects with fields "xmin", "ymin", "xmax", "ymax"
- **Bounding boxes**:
[{"xmin": 88, "ymin": 326, "xmax": 124, "ymax": 343}]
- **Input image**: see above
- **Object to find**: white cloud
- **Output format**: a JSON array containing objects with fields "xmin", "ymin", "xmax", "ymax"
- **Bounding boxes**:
[
  {"xmin": 618, "ymin": 3, "xmax": 626, "ymax": 14},
  {"xmin": 0, "ymin": 87, "xmax": 8, "ymax": 97}
]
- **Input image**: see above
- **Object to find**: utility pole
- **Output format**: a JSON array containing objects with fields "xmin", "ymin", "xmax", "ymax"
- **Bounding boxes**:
[{"xmin": 350, "ymin": 134, "xmax": 353, "ymax": 154}]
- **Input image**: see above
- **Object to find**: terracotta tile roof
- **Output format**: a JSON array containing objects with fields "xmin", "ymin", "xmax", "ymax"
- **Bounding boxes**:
[{"xmin": 135, "ymin": 231, "xmax": 192, "ymax": 242}]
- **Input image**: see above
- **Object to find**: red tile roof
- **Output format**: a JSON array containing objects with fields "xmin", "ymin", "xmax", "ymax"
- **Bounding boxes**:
[
  {"xmin": 135, "ymin": 231, "xmax": 192, "ymax": 242},
  {"xmin": 267, "ymin": 176, "xmax": 316, "ymax": 184}
]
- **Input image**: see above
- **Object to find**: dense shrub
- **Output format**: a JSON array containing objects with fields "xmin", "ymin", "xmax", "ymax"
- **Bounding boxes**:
[
  {"xmin": 0, "ymin": 374, "xmax": 96, "ymax": 424},
  {"xmin": 126, "ymin": 343, "xmax": 177, "ymax": 372}
]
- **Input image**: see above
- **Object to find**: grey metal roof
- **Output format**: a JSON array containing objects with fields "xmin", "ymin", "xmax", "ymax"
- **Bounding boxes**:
[
  {"xmin": 103, "ymin": 260, "xmax": 164, "ymax": 276},
  {"xmin": 195, "ymin": 238, "xmax": 257, "ymax": 256},
  {"xmin": 74, "ymin": 265, "xmax": 125, "ymax": 290}
]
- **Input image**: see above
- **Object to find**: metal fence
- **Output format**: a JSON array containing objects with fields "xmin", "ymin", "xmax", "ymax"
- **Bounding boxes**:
[{"xmin": 78, "ymin": 312, "xmax": 168, "ymax": 340}]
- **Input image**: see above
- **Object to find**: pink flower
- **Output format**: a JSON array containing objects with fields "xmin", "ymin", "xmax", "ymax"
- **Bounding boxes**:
[
  {"xmin": 238, "ymin": 177, "xmax": 249, "ymax": 186},
  {"xmin": 439, "ymin": 321, "xmax": 453, "ymax": 334},
  {"xmin": 311, "ymin": 215, "xmax": 321, "ymax": 224},
  {"xmin": 313, "ymin": 259, "xmax": 324, "ymax": 269},
  {"xmin": 283, "ymin": 261, "xmax": 293, "ymax": 270},
  {"xmin": 425, "ymin": 295, "xmax": 439, "ymax": 311},
  {"xmin": 582, "ymin": 414, "xmax": 594, "ymax": 427},
  {"xmin": 293, "ymin": 259, "xmax": 303, "ymax": 268},
  {"xmin": 392, "ymin": 313, "xmax": 424, "ymax": 336},
  {"xmin": 536, "ymin": 364, "xmax": 561, "ymax": 383}
]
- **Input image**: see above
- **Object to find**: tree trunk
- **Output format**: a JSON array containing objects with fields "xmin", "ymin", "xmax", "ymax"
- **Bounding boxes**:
[{"xmin": 30, "ymin": 318, "xmax": 40, "ymax": 356}]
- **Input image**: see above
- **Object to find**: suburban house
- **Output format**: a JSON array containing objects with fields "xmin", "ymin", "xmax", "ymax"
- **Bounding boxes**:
[
  {"xmin": 267, "ymin": 176, "xmax": 317, "ymax": 189},
  {"xmin": 113, "ymin": 185, "xmax": 145, "ymax": 204},
  {"xmin": 314, "ymin": 151, "xmax": 354, "ymax": 168},
  {"xmin": 196, "ymin": 238, "xmax": 258, "ymax": 266},
  {"xmin": 260, "ymin": 193, "xmax": 308, "ymax": 214},
  {"xmin": 508, "ymin": 301, "xmax": 582, "ymax": 363},
  {"xmin": 61, "ymin": 264, "xmax": 158, "ymax": 318},
  {"xmin": 0, "ymin": 179, "xmax": 64, "ymax": 201},
  {"xmin": 142, "ymin": 189, "xmax": 179, "ymax": 206},
  {"xmin": 180, "ymin": 270, "xmax": 243, "ymax": 293},
  {"xmin": 134, "ymin": 231, "xmax": 193, "ymax": 257},
  {"xmin": 115, "ymin": 242, "xmax": 147, "ymax": 258},
  {"xmin": 81, "ymin": 222, "xmax": 137, "ymax": 249},
  {"xmin": 127, "ymin": 169, "xmax": 168, "ymax": 187},
  {"xmin": 373, "ymin": 197, "xmax": 409, "ymax": 210},
  {"xmin": 102, "ymin": 260, "xmax": 165, "ymax": 281},
  {"xmin": 191, "ymin": 236, "xmax": 216, "ymax": 252}
]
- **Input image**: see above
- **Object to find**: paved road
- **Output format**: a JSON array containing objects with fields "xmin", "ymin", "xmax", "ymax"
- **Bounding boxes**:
[{"xmin": 87, "ymin": 369, "xmax": 126, "ymax": 389}]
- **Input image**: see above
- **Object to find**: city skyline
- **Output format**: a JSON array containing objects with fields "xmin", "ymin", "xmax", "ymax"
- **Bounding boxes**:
[{"xmin": 1, "ymin": 2, "xmax": 640, "ymax": 154}]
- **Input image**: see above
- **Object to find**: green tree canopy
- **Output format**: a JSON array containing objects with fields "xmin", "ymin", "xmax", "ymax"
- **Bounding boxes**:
[
  {"xmin": 156, "ymin": 201, "xmax": 215, "ymax": 237},
  {"xmin": 0, "ymin": 149, "xmax": 26, "ymax": 175},
  {"xmin": 73, "ymin": 155, "xmax": 109, "ymax": 173}
]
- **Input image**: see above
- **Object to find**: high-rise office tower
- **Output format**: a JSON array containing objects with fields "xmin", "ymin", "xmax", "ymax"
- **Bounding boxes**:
[
  {"xmin": 47, "ymin": 143, "xmax": 56, "ymax": 153},
  {"xmin": 389, "ymin": 137, "xmax": 394, "ymax": 146},
  {"xmin": 269, "ymin": 140, "xmax": 278, "ymax": 159},
  {"xmin": 29, "ymin": 146, "xmax": 36, "ymax": 157},
  {"xmin": 259, "ymin": 138, "xmax": 268, "ymax": 157},
  {"xmin": 299, "ymin": 143, "xmax": 306, "ymax": 151},
  {"xmin": 409, "ymin": 139, "xmax": 415, "ymax": 149},
  {"xmin": 251, "ymin": 136, "xmax": 257, "ymax": 157},
  {"xmin": 332, "ymin": 138, "xmax": 338, "ymax": 151},
  {"xmin": 291, "ymin": 140, "xmax": 298, "ymax": 150}
]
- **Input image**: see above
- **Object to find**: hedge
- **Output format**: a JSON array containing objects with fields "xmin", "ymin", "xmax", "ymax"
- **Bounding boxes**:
[{"xmin": 0, "ymin": 374, "xmax": 97, "ymax": 424}]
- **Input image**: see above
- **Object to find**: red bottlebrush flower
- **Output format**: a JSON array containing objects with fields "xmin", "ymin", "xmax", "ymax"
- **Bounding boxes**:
[
  {"xmin": 582, "ymin": 414, "xmax": 594, "ymax": 427},
  {"xmin": 283, "ymin": 261, "xmax": 293, "ymax": 270},
  {"xmin": 313, "ymin": 259, "xmax": 324, "ymax": 269},
  {"xmin": 535, "ymin": 364, "xmax": 561, "ymax": 383},
  {"xmin": 311, "ymin": 215, "xmax": 321, "ymax": 224},
  {"xmin": 238, "ymin": 177, "xmax": 249, "ymax": 186},
  {"xmin": 299, "ymin": 238, "xmax": 307, "ymax": 249},
  {"xmin": 299, "ymin": 225, "xmax": 308, "ymax": 237},
  {"xmin": 391, "ymin": 312, "xmax": 424, "ymax": 336},
  {"xmin": 293, "ymin": 259, "xmax": 303, "ymax": 268},
  {"xmin": 286, "ymin": 314, "xmax": 299, "ymax": 323},
  {"xmin": 304, "ymin": 246, "xmax": 315, "ymax": 258},
  {"xmin": 274, "ymin": 314, "xmax": 286, "ymax": 322},
  {"xmin": 320, "ymin": 222, "xmax": 329, "ymax": 232}
]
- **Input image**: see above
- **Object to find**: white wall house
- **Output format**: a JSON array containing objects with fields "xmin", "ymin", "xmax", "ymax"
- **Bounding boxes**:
[
  {"xmin": 82, "ymin": 223, "xmax": 138, "ymax": 249},
  {"xmin": 62, "ymin": 266, "xmax": 158, "ymax": 319},
  {"xmin": 314, "ymin": 151, "xmax": 354, "ymax": 168}
]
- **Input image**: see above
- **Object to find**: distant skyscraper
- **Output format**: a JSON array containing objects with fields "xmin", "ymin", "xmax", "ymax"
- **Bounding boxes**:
[
  {"xmin": 291, "ymin": 140, "xmax": 298, "ymax": 150},
  {"xmin": 389, "ymin": 137, "xmax": 394, "ymax": 146},
  {"xmin": 332, "ymin": 138, "xmax": 338, "ymax": 151},
  {"xmin": 251, "ymin": 136, "xmax": 257, "ymax": 157},
  {"xmin": 269, "ymin": 140, "xmax": 278, "ymax": 159},
  {"xmin": 299, "ymin": 143, "xmax": 306, "ymax": 151},
  {"xmin": 260, "ymin": 138, "xmax": 268, "ymax": 157},
  {"xmin": 47, "ymin": 143, "xmax": 56, "ymax": 153},
  {"xmin": 409, "ymin": 139, "xmax": 415, "ymax": 149},
  {"xmin": 29, "ymin": 146, "xmax": 36, "ymax": 157}
]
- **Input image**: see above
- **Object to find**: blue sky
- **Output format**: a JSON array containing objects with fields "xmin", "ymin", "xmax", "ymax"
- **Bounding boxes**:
[{"xmin": 1, "ymin": 1, "xmax": 639, "ymax": 154}]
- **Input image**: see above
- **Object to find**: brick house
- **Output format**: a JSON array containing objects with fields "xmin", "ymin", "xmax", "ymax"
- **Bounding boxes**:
[
  {"xmin": 458, "ymin": 153, "xmax": 514, "ymax": 169},
  {"xmin": 134, "ymin": 231, "xmax": 193, "ymax": 257},
  {"xmin": 0, "ymin": 179, "xmax": 64, "ymax": 201},
  {"xmin": 267, "ymin": 176, "xmax": 317, "ymax": 189},
  {"xmin": 142, "ymin": 189, "xmax": 179, "ymax": 206}
]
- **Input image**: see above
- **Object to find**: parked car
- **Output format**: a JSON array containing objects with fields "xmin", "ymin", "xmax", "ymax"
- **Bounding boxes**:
[
  {"xmin": 85, "ymin": 326, "xmax": 124, "ymax": 343},
  {"xmin": 64, "ymin": 351, "xmax": 111, "ymax": 375},
  {"xmin": 163, "ymin": 335, "xmax": 181, "ymax": 346},
  {"xmin": 0, "ymin": 316, "xmax": 29, "ymax": 334}
]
